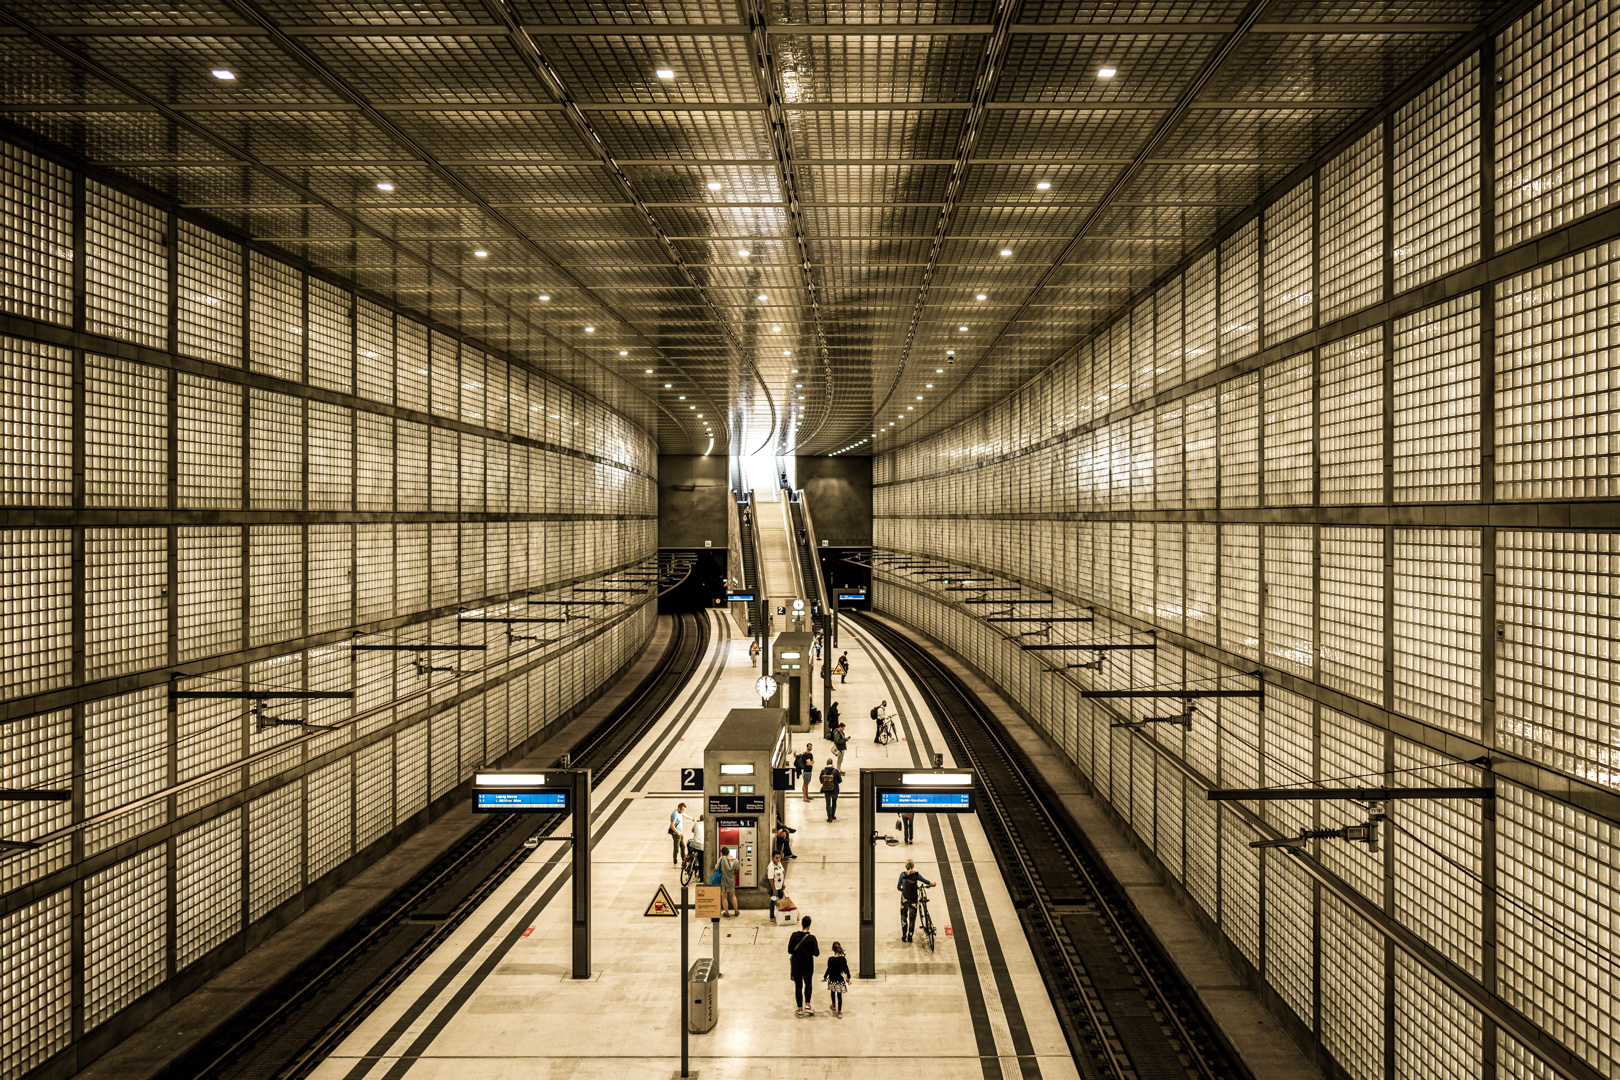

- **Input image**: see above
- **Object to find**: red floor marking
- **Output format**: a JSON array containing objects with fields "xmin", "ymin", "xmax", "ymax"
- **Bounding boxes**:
[{"xmin": 522, "ymin": 927, "xmax": 535, "ymax": 938}]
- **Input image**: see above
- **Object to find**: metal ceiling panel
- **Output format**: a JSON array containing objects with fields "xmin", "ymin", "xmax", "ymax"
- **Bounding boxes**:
[
  {"xmin": 533, "ymin": 36, "xmax": 760, "ymax": 103},
  {"xmin": 70, "ymin": 35, "xmax": 350, "ymax": 105},
  {"xmin": 0, "ymin": 38, "xmax": 143, "ymax": 105},
  {"xmin": 797, "ymin": 163, "xmax": 955, "ymax": 203},
  {"xmin": 971, "ymin": 108, "xmax": 1164, "ymax": 159},
  {"xmin": 786, "ymin": 109, "xmax": 964, "ymax": 158},
  {"xmin": 766, "ymin": 35, "xmax": 987, "ymax": 103},
  {"xmin": 994, "ymin": 33, "xmax": 1224, "ymax": 103},
  {"xmin": 1200, "ymin": 32, "xmax": 1468, "ymax": 102}
]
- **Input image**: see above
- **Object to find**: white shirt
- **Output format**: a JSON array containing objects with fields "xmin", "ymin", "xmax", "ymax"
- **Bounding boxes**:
[{"xmin": 767, "ymin": 861, "xmax": 785, "ymax": 890}]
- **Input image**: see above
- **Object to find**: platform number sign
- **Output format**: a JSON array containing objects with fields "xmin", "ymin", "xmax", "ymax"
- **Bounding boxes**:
[{"xmin": 680, "ymin": 768, "xmax": 704, "ymax": 792}]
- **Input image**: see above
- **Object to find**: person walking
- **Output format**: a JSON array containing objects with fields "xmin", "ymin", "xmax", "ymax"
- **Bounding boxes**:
[
  {"xmin": 897, "ymin": 859, "xmax": 934, "ymax": 942},
  {"xmin": 749, "ymin": 639, "xmax": 760, "ymax": 667},
  {"xmin": 765, "ymin": 851, "xmax": 787, "ymax": 916},
  {"xmin": 715, "ymin": 845, "xmax": 741, "ymax": 918},
  {"xmin": 830, "ymin": 721, "xmax": 847, "ymax": 770},
  {"xmin": 899, "ymin": 811, "xmax": 914, "ymax": 844},
  {"xmin": 773, "ymin": 824, "xmax": 797, "ymax": 861},
  {"xmin": 788, "ymin": 915, "xmax": 820, "ymax": 1016},
  {"xmin": 799, "ymin": 743, "xmax": 816, "ymax": 802},
  {"xmin": 835, "ymin": 652, "xmax": 850, "ymax": 683},
  {"xmin": 823, "ymin": 942, "xmax": 851, "ymax": 1018},
  {"xmin": 828, "ymin": 700, "xmax": 840, "ymax": 729},
  {"xmin": 668, "ymin": 802, "xmax": 688, "ymax": 866},
  {"xmin": 819, "ymin": 761, "xmax": 844, "ymax": 821}
]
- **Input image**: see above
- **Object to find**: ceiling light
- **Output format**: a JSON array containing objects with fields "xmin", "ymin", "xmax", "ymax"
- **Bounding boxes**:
[
  {"xmin": 376, "ymin": 181, "xmax": 395, "ymax": 192},
  {"xmin": 473, "ymin": 249, "xmax": 488, "ymax": 258},
  {"xmin": 976, "ymin": 293, "xmax": 987, "ymax": 300},
  {"xmin": 946, "ymin": 350, "xmax": 955, "ymax": 355},
  {"xmin": 679, "ymin": 396, "xmax": 686, "ymax": 400},
  {"xmin": 783, "ymin": 350, "xmax": 792, "ymax": 356},
  {"xmin": 926, "ymin": 383, "xmax": 934, "ymax": 388},
  {"xmin": 689, "ymin": 405, "xmax": 696, "ymax": 409},
  {"xmin": 584, "ymin": 326, "xmax": 595, "ymax": 333},
  {"xmin": 656, "ymin": 68, "xmax": 676, "ymax": 79},
  {"xmin": 211, "ymin": 69, "xmax": 235, "ymax": 80},
  {"xmin": 664, "ymin": 383, "xmax": 672, "ymax": 388},
  {"xmin": 1036, "ymin": 181, "xmax": 1051, "ymax": 190},
  {"xmin": 959, "ymin": 325, "xmax": 968, "ymax": 332},
  {"xmin": 620, "ymin": 350, "xmax": 629, "ymax": 356},
  {"xmin": 908, "ymin": 406, "xmax": 914, "ymax": 410},
  {"xmin": 707, "ymin": 181, "xmax": 722, "ymax": 191},
  {"xmin": 538, "ymin": 294, "xmax": 550, "ymax": 301},
  {"xmin": 795, "ymin": 383, "xmax": 803, "ymax": 388},
  {"xmin": 791, "ymin": 368, "xmax": 799, "ymax": 373},
  {"xmin": 645, "ymin": 368, "xmax": 654, "ymax": 374},
  {"xmin": 1000, "ymin": 248, "xmax": 1013, "ymax": 256},
  {"xmin": 773, "ymin": 326, "xmax": 782, "ymax": 332},
  {"xmin": 1098, "ymin": 67, "xmax": 1117, "ymax": 78},
  {"xmin": 757, "ymin": 293, "xmax": 768, "ymax": 301},
  {"xmin": 916, "ymin": 395, "xmax": 923, "ymax": 400},
  {"xmin": 738, "ymin": 248, "xmax": 751, "ymax": 258}
]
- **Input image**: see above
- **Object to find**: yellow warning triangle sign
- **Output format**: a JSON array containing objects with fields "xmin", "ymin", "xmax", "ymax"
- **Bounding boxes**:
[{"xmin": 644, "ymin": 883, "xmax": 679, "ymax": 917}]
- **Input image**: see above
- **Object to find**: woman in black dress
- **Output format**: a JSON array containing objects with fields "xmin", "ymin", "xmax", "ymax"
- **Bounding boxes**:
[
  {"xmin": 823, "ymin": 941, "xmax": 851, "ymax": 1018},
  {"xmin": 788, "ymin": 915, "xmax": 820, "ymax": 1016}
]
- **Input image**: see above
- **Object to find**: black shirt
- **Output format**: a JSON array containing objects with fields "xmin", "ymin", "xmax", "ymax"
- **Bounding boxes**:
[
  {"xmin": 824, "ymin": 954, "xmax": 851, "ymax": 984},
  {"xmin": 788, "ymin": 930, "xmax": 820, "ymax": 976}
]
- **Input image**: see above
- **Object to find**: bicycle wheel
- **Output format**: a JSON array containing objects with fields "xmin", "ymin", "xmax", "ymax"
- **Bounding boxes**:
[
  {"xmin": 680, "ymin": 857, "xmax": 695, "ymax": 886},
  {"xmin": 923, "ymin": 910, "xmax": 936, "ymax": 952}
]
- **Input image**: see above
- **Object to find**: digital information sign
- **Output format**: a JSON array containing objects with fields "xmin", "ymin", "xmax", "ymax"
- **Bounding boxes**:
[
  {"xmin": 474, "ymin": 789, "xmax": 570, "ymax": 813},
  {"xmin": 837, "ymin": 593, "xmax": 867, "ymax": 602},
  {"xmin": 877, "ymin": 788, "xmax": 974, "ymax": 812}
]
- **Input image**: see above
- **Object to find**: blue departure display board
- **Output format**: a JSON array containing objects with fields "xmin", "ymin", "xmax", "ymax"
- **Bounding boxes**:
[
  {"xmin": 837, "ymin": 593, "xmax": 867, "ymax": 602},
  {"xmin": 877, "ymin": 789, "xmax": 973, "ymax": 812},
  {"xmin": 474, "ymin": 789, "xmax": 569, "ymax": 813}
]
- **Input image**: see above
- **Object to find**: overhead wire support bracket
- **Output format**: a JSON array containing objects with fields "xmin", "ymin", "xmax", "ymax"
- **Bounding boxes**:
[
  {"xmin": 962, "ymin": 598, "xmax": 1053, "ymax": 605},
  {"xmin": 1083, "ymin": 670, "xmax": 1264, "ymax": 699},
  {"xmin": 506, "ymin": 631, "xmax": 557, "ymax": 644},
  {"xmin": 459, "ymin": 616, "xmax": 567, "ymax": 624},
  {"xmin": 249, "ymin": 700, "xmax": 339, "ymax": 733},
  {"xmin": 170, "ymin": 690, "xmax": 354, "ymax": 700},
  {"xmin": 528, "ymin": 599, "xmax": 617, "ymax": 606},
  {"xmin": 945, "ymin": 585, "xmax": 1019, "ymax": 592},
  {"xmin": 1209, "ymin": 786, "xmax": 1495, "ymax": 802},
  {"xmin": 1112, "ymin": 707, "xmax": 1197, "ymax": 729},
  {"xmin": 0, "ymin": 788, "xmax": 72, "ymax": 803},
  {"xmin": 986, "ymin": 615, "xmax": 1094, "ymax": 622},
  {"xmin": 1021, "ymin": 642, "xmax": 1157, "ymax": 651},
  {"xmin": 350, "ymin": 643, "xmax": 488, "ymax": 652}
]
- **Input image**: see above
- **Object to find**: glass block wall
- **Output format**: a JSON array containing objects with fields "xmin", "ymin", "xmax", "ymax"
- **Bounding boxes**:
[
  {"xmin": 0, "ymin": 138, "xmax": 659, "ymax": 1078},
  {"xmin": 874, "ymin": 9, "xmax": 1620, "ymax": 1080}
]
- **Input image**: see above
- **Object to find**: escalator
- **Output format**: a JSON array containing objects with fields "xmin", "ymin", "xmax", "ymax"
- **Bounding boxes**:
[
  {"xmin": 788, "ymin": 497, "xmax": 828, "ymax": 639},
  {"xmin": 736, "ymin": 497, "xmax": 765, "ymax": 636}
]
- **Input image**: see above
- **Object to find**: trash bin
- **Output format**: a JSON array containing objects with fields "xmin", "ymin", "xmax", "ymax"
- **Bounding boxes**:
[{"xmin": 688, "ymin": 958, "xmax": 719, "ymax": 1033}]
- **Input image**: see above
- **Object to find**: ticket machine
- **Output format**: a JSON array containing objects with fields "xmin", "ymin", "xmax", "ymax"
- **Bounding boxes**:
[
  {"xmin": 703, "ymin": 707, "xmax": 788, "ymax": 897},
  {"xmin": 770, "ymin": 631, "xmax": 815, "ymax": 732}
]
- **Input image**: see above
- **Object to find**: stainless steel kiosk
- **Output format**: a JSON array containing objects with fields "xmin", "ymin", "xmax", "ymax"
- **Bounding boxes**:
[{"xmin": 769, "ymin": 631, "xmax": 815, "ymax": 732}]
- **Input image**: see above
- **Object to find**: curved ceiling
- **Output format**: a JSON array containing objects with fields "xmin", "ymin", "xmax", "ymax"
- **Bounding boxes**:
[{"xmin": 0, "ymin": 0, "xmax": 1495, "ymax": 455}]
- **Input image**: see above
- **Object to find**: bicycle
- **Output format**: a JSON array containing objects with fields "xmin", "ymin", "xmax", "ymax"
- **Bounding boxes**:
[
  {"xmin": 901, "ymin": 883, "xmax": 937, "ymax": 952},
  {"xmin": 679, "ymin": 845, "xmax": 702, "ymax": 886}
]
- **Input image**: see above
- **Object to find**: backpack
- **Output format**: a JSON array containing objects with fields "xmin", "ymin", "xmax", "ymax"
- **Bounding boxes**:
[
  {"xmin": 820, "ymin": 767, "xmax": 837, "ymax": 791},
  {"xmin": 795, "ymin": 752, "xmax": 809, "ymax": 770},
  {"xmin": 870, "ymin": 706, "xmax": 879, "ymax": 720}
]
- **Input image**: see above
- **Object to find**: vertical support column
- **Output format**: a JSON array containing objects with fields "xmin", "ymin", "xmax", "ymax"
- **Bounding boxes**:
[
  {"xmin": 572, "ymin": 768, "xmax": 591, "ymax": 979},
  {"xmin": 858, "ymin": 767, "xmax": 875, "ymax": 978},
  {"xmin": 68, "ymin": 169, "xmax": 88, "ymax": 1043}
]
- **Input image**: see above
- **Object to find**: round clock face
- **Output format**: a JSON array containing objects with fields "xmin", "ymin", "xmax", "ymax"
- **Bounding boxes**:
[{"xmin": 755, "ymin": 675, "xmax": 779, "ymax": 698}]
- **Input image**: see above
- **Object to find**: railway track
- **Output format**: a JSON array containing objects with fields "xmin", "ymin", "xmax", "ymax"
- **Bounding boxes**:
[
  {"xmin": 176, "ymin": 611, "xmax": 709, "ymax": 1080},
  {"xmin": 856, "ymin": 614, "xmax": 1250, "ymax": 1080}
]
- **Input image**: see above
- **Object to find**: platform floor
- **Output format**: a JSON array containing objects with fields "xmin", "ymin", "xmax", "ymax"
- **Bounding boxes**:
[{"xmin": 312, "ymin": 609, "xmax": 1081, "ymax": 1079}]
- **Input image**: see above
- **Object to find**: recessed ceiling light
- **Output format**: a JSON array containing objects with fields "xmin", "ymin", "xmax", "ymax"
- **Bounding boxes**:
[
  {"xmin": 738, "ymin": 248, "xmax": 750, "ymax": 257},
  {"xmin": 976, "ymin": 293, "xmax": 987, "ymax": 300},
  {"xmin": 689, "ymin": 405, "xmax": 696, "ymax": 409},
  {"xmin": 946, "ymin": 350, "xmax": 955, "ymax": 355},
  {"xmin": 1098, "ymin": 67, "xmax": 1117, "ymax": 78},
  {"xmin": 707, "ymin": 181, "xmax": 722, "ymax": 191},
  {"xmin": 620, "ymin": 350, "xmax": 628, "ymax": 356},
  {"xmin": 1000, "ymin": 248, "xmax": 1013, "ymax": 256},
  {"xmin": 538, "ymin": 294, "xmax": 550, "ymax": 301},
  {"xmin": 656, "ymin": 68, "xmax": 675, "ymax": 79},
  {"xmin": 958, "ymin": 325, "xmax": 968, "ymax": 332},
  {"xmin": 679, "ymin": 396, "xmax": 686, "ymax": 400},
  {"xmin": 783, "ymin": 350, "xmax": 792, "ymax": 355},
  {"xmin": 584, "ymin": 325, "xmax": 595, "ymax": 332},
  {"xmin": 757, "ymin": 293, "xmax": 768, "ymax": 301},
  {"xmin": 907, "ymin": 406, "xmax": 914, "ymax": 410},
  {"xmin": 790, "ymin": 368, "xmax": 799, "ymax": 373},
  {"xmin": 211, "ymin": 69, "xmax": 235, "ymax": 80},
  {"xmin": 376, "ymin": 181, "xmax": 395, "ymax": 192},
  {"xmin": 917, "ymin": 395, "xmax": 924, "ymax": 400},
  {"xmin": 645, "ymin": 368, "xmax": 654, "ymax": 374},
  {"xmin": 473, "ymin": 249, "xmax": 488, "ymax": 258},
  {"xmin": 664, "ymin": 383, "xmax": 672, "ymax": 388},
  {"xmin": 772, "ymin": 326, "xmax": 783, "ymax": 333},
  {"xmin": 1036, "ymin": 181, "xmax": 1051, "ymax": 190},
  {"xmin": 795, "ymin": 383, "xmax": 802, "ymax": 388},
  {"xmin": 936, "ymin": 368, "xmax": 944, "ymax": 373}
]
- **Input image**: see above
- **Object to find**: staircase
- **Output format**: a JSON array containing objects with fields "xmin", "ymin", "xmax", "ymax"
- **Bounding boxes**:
[{"xmin": 754, "ymin": 498, "xmax": 801, "ymax": 607}]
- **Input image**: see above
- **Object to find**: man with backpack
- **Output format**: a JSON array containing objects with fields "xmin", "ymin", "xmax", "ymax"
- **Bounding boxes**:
[
  {"xmin": 792, "ymin": 745, "xmax": 811, "ymax": 788},
  {"xmin": 798, "ymin": 743, "xmax": 815, "ymax": 801},
  {"xmin": 871, "ymin": 700, "xmax": 891, "ymax": 744},
  {"xmin": 819, "ymin": 761, "xmax": 844, "ymax": 821}
]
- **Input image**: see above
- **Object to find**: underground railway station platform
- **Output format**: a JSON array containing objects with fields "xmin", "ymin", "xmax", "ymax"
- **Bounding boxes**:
[{"xmin": 2, "ymin": 4, "xmax": 1617, "ymax": 1080}]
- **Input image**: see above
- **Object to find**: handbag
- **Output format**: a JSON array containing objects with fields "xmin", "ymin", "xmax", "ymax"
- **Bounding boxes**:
[
  {"xmin": 777, "ymin": 894, "xmax": 795, "ymax": 911},
  {"xmin": 895, "ymin": 817, "xmax": 904, "ymax": 831},
  {"xmin": 709, "ymin": 867, "xmax": 723, "ymax": 885}
]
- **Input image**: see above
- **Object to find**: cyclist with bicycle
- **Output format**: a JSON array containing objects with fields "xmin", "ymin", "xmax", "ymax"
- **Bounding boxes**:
[{"xmin": 897, "ymin": 859, "xmax": 934, "ymax": 943}]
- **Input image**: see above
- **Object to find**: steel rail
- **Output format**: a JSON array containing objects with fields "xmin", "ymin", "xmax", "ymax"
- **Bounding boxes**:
[
  {"xmin": 198, "ymin": 612, "xmax": 704, "ymax": 1079},
  {"xmin": 861, "ymin": 614, "xmax": 1234, "ymax": 1080}
]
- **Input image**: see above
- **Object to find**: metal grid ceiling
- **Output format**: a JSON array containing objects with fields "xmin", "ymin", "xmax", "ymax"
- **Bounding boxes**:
[{"xmin": 0, "ymin": 1, "xmax": 1494, "ymax": 454}]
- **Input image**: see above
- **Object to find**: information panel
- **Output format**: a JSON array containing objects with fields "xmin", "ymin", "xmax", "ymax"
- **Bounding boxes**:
[
  {"xmin": 474, "ymin": 789, "xmax": 570, "ymax": 813},
  {"xmin": 876, "ymin": 788, "xmax": 973, "ymax": 812}
]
